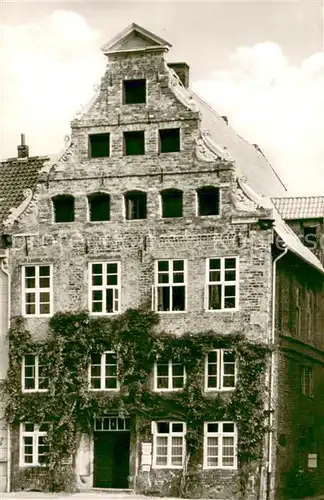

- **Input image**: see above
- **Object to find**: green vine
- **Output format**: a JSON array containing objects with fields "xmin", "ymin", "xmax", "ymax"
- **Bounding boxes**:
[{"xmin": 5, "ymin": 308, "xmax": 270, "ymax": 496}]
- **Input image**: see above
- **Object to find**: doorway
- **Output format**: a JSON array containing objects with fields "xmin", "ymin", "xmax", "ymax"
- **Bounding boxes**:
[{"xmin": 93, "ymin": 416, "xmax": 130, "ymax": 488}]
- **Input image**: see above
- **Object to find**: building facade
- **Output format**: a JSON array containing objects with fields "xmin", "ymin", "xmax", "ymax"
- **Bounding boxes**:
[{"xmin": 0, "ymin": 24, "xmax": 323, "ymax": 499}]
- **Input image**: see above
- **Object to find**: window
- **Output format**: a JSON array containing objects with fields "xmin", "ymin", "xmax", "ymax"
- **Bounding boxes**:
[
  {"xmin": 205, "ymin": 350, "xmax": 236, "ymax": 391},
  {"xmin": 20, "ymin": 422, "xmax": 49, "ymax": 466},
  {"xmin": 124, "ymin": 191, "xmax": 147, "ymax": 220},
  {"xmin": 203, "ymin": 422, "xmax": 237, "ymax": 469},
  {"xmin": 206, "ymin": 257, "xmax": 238, "ymax": 310},
  {"xmin": 152, "ymin": 421, "xmax": 186, "ymax": 468},
  {"xmin": 89, "ymin": 133, "xmax": 110, "ymax": 158},
  {"xmin": 161, "ymin": 189, "xmax": 183, "ymax": 218},
  {"xmin": 22, "ymin": 265, "xmax": 52, "ymax": 316},
  {"xmin": 154, "ymin": 359, "xmax": 186, "ymax": 391},
  {"xmin": 154, "ymin": 260, "xmax": 186, "ymax": 312},
  {"xmin": 197, "ymin": 187, "xmax": 220, "ymax": 216},
  {"xmin": 301, "ymin": 366, "xmax": 313, "ymax": 396},
  {"xmin": 123, "ymin": 79, "xmax": 146, "ymax": 104},
  {"xmin": 88, "ymin": 193, "xmax": 110, "ymax": 221},
  {"xmin": 22, "ymin": 355, "xmax": 48, "ymax": 392},
  {"xmin": 295, "ymin": 287, "xmax": 301, "ymax": 336},
  {"xmin": 159, "ymin": 128, "xmax": 180, "ymax": 153},
  {"xmin": 124, "ymin": 131, "xmax": 145, "ymax": 155},
  {"xmin": 53, "ymin": 195, "xmax": 75, "ymax": 223},
  {"xmin": 303, "ymin": 227, "xmax": 317, "ymax": 249},
  {"xmin": 89, "ymin": 351, "xmax": 119, "ymax": 390},
  {"xmin": 95, "ymin": 416, "xmax": 130, "ymax": 431},
  {"xmin": 89, "ymin": 262, "xmax": 120, "ymax": 314}
]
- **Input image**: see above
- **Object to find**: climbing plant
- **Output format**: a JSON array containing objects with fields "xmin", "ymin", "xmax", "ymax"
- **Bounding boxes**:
[{"xmin": 5, "ymin": 307, "xmax": 270, "ymax": 496}]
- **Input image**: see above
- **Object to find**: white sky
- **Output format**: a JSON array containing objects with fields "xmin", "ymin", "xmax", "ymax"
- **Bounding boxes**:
[{"xmin": 1, "ymin": 1, "xmax": 323, "ymax": 195}]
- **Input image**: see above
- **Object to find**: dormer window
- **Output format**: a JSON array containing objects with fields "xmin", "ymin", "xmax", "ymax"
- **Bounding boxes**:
[
  {"xmin": 124, "ymin": 131, "xmax": 145, "ymax": 156},
  {"xmin": 89, "ymin": 133, "xmax": 110, "ymax": 158},
  {"xmin": 197, "ymin": 187, "xmax": 220, "ymax": 216},
  {"xmin": 53, "ymin": 195, "xmax": 75, "ymax": 223},
  {"xmin": 159, "ymin": 128, "xmax": 180, "ymax": 153},
  {"xmin": 88, "ymin": 193, "xmax": 110, "ymax": 221},
  {"xmin": 123, "ymin": 79, "xmax": 146, "ymax": 104}
]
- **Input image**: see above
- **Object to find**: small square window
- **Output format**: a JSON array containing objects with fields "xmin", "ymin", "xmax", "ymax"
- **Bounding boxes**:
[
  {"xmin": 159, "ymin": 129, "xmax": 180, "ymax": 153},
  {"xmin": 124, "ymin": 131, "xmax": 145, "ymax": 156},
  {"xmin": 89, "ymin": 133, "xmax": 110, "ymax": 158},
  {"xmin": 123, "ymin": 79, "xmax": 146, "ymax": 104}
]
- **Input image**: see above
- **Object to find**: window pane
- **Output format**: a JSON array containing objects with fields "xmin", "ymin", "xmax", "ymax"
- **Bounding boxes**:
[
  {"xmin": 198, "ymin": 187, "xmax": 220, "ymax": 216},
  {"xmin": 225, "ymin": 270, "xmax": 236, "ymax": 281},
  {"xmin": 173, "ymin": 260, "xmax": 184, "ymax": 271},
  {"xmin": 225, "ymin": 258, "xmax": 236, "ymax": 269},
  {"xmin": 157, "ymin": 422, "xmax": 169, "ymax": 433},
  {"xmin": 25, "ymin": 267, "xmax": 36, "ymax": 277},
  {"xmin": 158, "ymin": 287, "xmax": 170, "ymax": 311},
  {"xmin": 92, "ymin": 275, "xmax": 102, "ymax": 286},
  {"xmin": 173, "ymin": 273, "xmax": 184, "ymax": 284},
  {"xmin": 157, "ymin": 364, "xmax": 169, "ymax": 377},
  {"xmin": 25, "ymin": 378, "xmax": 35, "ymax": 390},
  {"xmin": 159, "ymin": 128, "xmax": 180, "ymax": 153},
  {"xmin": 107, "ymin": 263, "xmax": 118, "ymax": 274},
  {"xmin": 25, "ymin": 303, "xmax": 36, "ymax": 315},
  {"xmin": 172, "ymin": 423, "xmax": 183, "ymax": 433},
  {"xmin": 92, "ymin": 264, "xmax": 102, "ymax": 275},
  {"xmin": 89, "ymin": 194, "xmax": 110, "ymax": 221},
  {"xmin": 207, "ymin": 423, "xmax": 218, "ymax": 433},
  {"xmin": 158, "ymin": 261, "xmax": 169, "ymax": 272},
  {"xmin": 172, "ymin": 377, "xmax": 184, "ymax": 388},
  {"xmin": 89, "ymin": 133, "xmax": 110, "ymax": 158},
  {"xmin": 223, "ymin": 423, "xmax": 234, "ymax": 433},
  {"xmin": 208, "ymin": 351, "xmax": 217, "ymax": 363},
  {"xmin": 158, "ymin": 273, "xmax": 169, "ymax": 284},
  {"xmin": 161, "ymin": 190, "xmax": 183, "ymax": 218},
  {"xmin": 24, "ymin": 423, "xmax": 34, "ymax": 432},
  {"xmin": 106, "ymin": 289, "xmax": 113, "ymax": 312},
  {"xmin": 107, "ymin": 274, "xmax": 117, "ymax": 286},
  {"xmin": 172, "ymin": 364, "xmax": 183, "ymax": 377},
  {"xmin": 172, "ymin": 286, "xmax": 185, "ymax": 311},
  {"xmin": 105, "ymin": 377, "xmax": 118, "ymax": 389},
  {"xmin": 123, "ymin": 79, "xmax": 146, "ymax": 104},
  {"xmin": 209, "ymin": 271, "xmax": 221, "ymax": 282},
  {"xmin": 223, "ymin": 351, "xmax": 235, "ymax": 363},
  {"xmin": 124, "ymin": 131, "xmax": 145, "ymax": 156},
  {"xmin": 208, "ymin": 285, "xmax": 221, "ymax": 309},
  {"xmin": 209, "ymin": 259, "xmax": 220, "ymax": 270},
  {"xmin": 26, "ymin": 278, "xmax": 36, "ymax": 288},
  {"xmin": 39, "ymin": 277, "xmax": 50, "ymax": 288}
]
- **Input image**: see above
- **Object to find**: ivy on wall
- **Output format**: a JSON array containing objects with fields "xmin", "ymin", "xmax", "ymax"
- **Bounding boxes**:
[{"xmin": 5, "ymin": 307, "xmax": 270, "ymax": 495}]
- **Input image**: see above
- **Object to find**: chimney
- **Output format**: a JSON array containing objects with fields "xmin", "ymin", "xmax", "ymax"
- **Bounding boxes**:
[
  {"xmin": 167, "ymin": 62, "xmax": 190, "ymax": 88},
  {"xmin": 221, "ymin": 116, "xmax": 228, "ymax": 125},
  {"xmin": 17, "ymin": 134, "xmax": 29, "ymax": 159}
]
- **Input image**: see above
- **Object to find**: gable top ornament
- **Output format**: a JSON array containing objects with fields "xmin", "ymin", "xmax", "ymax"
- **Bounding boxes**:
[{"xmin": 101, "ymin": 23, "xmax": 172, "ymax": 56}]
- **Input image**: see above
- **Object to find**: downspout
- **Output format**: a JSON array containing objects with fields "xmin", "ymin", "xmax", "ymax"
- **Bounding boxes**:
[
  {"xmin": 266, "ymin": 244, "xmax": 287, "ymax": 500},
  {"xmin": 1, "ymin": 250, "xmax": 11, "ymax": 493}
]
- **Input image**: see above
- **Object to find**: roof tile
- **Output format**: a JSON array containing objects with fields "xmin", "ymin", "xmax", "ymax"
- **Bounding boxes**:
[{"xmin": 272, "ymin": 196, "xmax": 324, "ymax": 220}]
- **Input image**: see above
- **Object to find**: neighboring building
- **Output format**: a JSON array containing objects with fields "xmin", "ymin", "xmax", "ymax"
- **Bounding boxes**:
[
  {"xmin": 273, "ymin": 196, "xmax": 324, "ymax": 265},
  {"xmin": 0, "ymin": 138, "xmax": 49, "ymax": 492},
  {"xmin": 0, "ymin": 24, "xmax": 323, "ymax": 499}
]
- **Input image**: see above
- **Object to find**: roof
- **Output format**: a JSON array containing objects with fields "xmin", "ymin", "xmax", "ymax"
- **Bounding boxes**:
[
  {"xmin": 191, "ymin": 91, "xmax": 287, "ymax": 198},
  {"xmin": 272, "ymin": 196, "xmax": 324, "ymax": 220},
  {"xmin": 0, "ymin": 156, "xmax": 48, "ymax": 225},
  {"xmin": 101, "ymin": 23, "xmax": 172, "ymax": 56}
]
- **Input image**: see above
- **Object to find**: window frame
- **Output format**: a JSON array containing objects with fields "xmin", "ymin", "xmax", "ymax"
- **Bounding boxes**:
[
  {"xmin": 153, "ymin": 259, "xmax": 187, "ymax": 313},
  {"xmin": 159, "ymin": 128, "xmax": 181, "ymax": 153},
  {"xmin": 203, "ymin": 421, "xmax": 238, "ymax": 470},
  {"xmin": 123, "ymin": 130, "xmax": 145, "ymax": 156},
  {"xmin": 205, "ymin": 257, "xmax": 239, "ymax": 312},
  {"xmin": 160, "ymin": 188, "xmax": 183, "ymax": 218},
  {"xmin": 196, "ymin": 186, "xmax": 221, "ymax": 217},
  {"xmin": 152, "ymin": 421, "xmax": 186, "ymax": 469},
  {"xmin": 88, "ymin": 261, "xmax": 121, "ymax": 316},
  {"xmin": 87, "ymin": 192, "xmax": 110, "ymax": 222},
  {"xmin": 124, "ymin": 190, "xmax": 147, "ymax": 220},
  {"xmin": 22, "ymin": 354, "xmax": 48, "ymax": 393},
  {"xmin": 19, "ymin": 422, "xmax": 49, "ymax": 467},
  {"xmin": 300, "ymin": 366, "xmax": 313, "ymax": 397},
  {"xmin": 88, "ymin": 351, "xmax": 120, "ymax": 392},
  {"xmin": 52, "ymin": 194, "xmax": 75, "ymax": 223},
  {"xmin": 22, "ymin": 264, "xmax": 53, "ymax": 317},
  {"xmin": 153, "ymin": 359, "xmax": 186, "ymax": 392},
  {"xmin": 123, "ymin": 79, "xmax": 146, "ymax": 105},
  {"xmin": 88, "ymin": 132, "xmax": 110, "ymax": 159},
  {"xmin": 204, "ymin": 349, "xmax": 236, "ymax": 392}
]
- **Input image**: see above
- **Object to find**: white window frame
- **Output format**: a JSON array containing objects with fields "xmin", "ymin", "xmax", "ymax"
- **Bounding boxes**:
[
  {"xmin": 205, "ymin": 257, "xmax": 239, "ymax": 311},
  {"xmin": 19, "ymin": 423, "xmax": 49, "ymax": 467},
  {"xmin": 205, "ymin": 349, "xmax": 236, "ymax": 392},
  {"xmin": 153, "ymin": 359, "xmax": 186, "ymax": 391},
  {"xmin": 88, "ymin": 262, "xmax": 120, "ymax": 315},
  {"xmin": 153, "ymin": 259, "xmax": 187, "ymax": 313},
  {"xmin": 152, "ymin": 421, "xmax": 186, "ymax": 469},
  {"xmin": 22, "ymin": 264, "xmax": 53, "ymax": 317},
  {"xmin": 88, "ymin": 351, "xmax": 120, "ymax": 391},
  {"xmin": 203, "ymin": 422, "xmax": 238, "ymax": 470},
  {"xmin": 22, "ymin": 355, "xmax": 48, "ymax": 393}
]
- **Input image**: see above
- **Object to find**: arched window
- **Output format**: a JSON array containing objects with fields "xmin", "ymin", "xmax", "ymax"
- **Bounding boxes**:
[
  {"xmin": 124, "ymin": 191, "xmax": 147, "ymax": 220},
  {"xmin": 161, "ymin": 189, "xmax": 183, "ymax": 218},
  {"xmin": 88, "ymin": 193, "xmax": 110, "ymax": 222},
  {"xmin": 197, "ymin": 187, "xmax": 220, "ymax": 216},
  {"xmin": 52, "ymin": 195, "xmax": 75, "ymax": 223}
]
